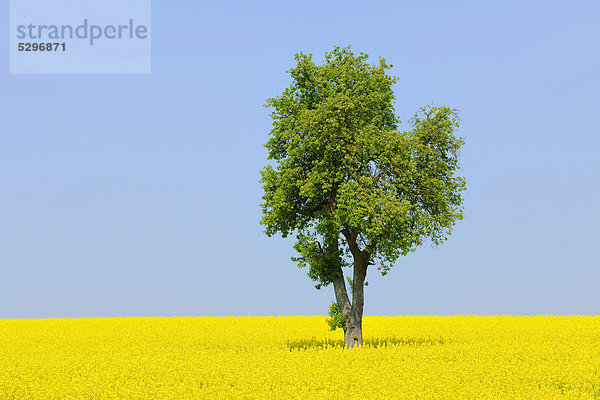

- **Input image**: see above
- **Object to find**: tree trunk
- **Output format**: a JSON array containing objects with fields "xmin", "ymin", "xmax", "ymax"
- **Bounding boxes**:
[
  {"xmin": 344, "ymin": 254, "xmax": 368, "ymax": 349},
  {"xmin": 331, "ymin": 270, "xmax": 352, "ymax": 328},
  {"xmin": 337, "ymin": 229, "xmax": 370, "ymax": 349}
]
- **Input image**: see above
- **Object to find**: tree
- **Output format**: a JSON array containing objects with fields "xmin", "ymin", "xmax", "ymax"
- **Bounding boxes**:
[{"xmin": 260, "ymin": 46, "xmax": 466, "ymax": 349}]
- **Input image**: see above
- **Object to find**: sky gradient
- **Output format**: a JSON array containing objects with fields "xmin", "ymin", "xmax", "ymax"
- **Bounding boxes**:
[{"xmin": 1, "ymin": 0, "xmax": 599, "ymax": 318}]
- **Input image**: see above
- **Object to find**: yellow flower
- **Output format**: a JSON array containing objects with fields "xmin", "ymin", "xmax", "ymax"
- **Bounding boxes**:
[{"xmin": 0, "ymin": 315, "xmax": 599, "ymax": 399}]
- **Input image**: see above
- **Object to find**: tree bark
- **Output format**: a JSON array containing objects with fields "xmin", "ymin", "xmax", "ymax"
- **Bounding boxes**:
[
  {"xmin": 331, "ymin": 270, "xmax": 352, "ymax": 329},
  {"xmin": 344, "ymin": 253, "xmax": 368, "ymax": 348},
  {"xmin": 338, "ymin": 229, "xmax": 370, "ymax": 349}
]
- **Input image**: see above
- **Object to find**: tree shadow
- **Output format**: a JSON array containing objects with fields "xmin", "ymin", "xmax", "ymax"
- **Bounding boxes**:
[{"xmin": 285, "ymin": 335, "xmax": 451, "ymax": 351}]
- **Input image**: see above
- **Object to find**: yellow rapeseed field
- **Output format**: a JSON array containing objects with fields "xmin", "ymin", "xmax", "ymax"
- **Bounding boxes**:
[{"xmin": 1, "ymin": 315, "xmax": 600, "ymax": 399}]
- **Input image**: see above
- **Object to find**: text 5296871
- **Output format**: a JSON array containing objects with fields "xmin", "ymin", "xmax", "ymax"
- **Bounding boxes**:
[{"xmin": 18, "ymin": 43, "xmax": 66, "ymax": 52}]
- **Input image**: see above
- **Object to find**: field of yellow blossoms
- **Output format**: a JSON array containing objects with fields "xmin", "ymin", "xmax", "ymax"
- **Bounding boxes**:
[{"xmin": 1, "ymin": 315, "xmax": 600, "ymax": 399}]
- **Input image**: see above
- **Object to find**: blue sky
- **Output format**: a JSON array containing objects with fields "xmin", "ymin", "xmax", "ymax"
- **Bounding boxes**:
[{"xmin": 1, "ymin": 0, "xmax": 599, "ymax": 318}]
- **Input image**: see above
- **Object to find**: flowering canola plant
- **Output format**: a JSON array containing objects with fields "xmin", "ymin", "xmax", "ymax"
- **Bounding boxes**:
[{"xmin": 1, "ymin": 315, "xmax": 600, "ymax": 399}]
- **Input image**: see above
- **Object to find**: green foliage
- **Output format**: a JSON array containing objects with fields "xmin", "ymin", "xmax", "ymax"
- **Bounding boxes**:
[
  {"xmin": 260, "ymin": 45, "xmax": 466, "ymax": 287},
  {"xmin": 290, "ymin": 230, "xmax": 348, "ymax": 289},
  {"xmin": 326, "ymin": 302, "xmax": 347, "ymax": 333}
]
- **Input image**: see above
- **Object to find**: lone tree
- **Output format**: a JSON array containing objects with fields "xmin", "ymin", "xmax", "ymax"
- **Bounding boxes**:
[{"xmin": 260, "ymin": 46, "xmax": 466, "ymax": 349}]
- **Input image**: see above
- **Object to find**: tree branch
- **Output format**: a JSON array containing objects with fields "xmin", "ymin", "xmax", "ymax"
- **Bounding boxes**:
[
  {"xmin": 332, "ymin": 267, "xmax": 351, "ymax": 318},
  {"xmin": 341, "ymin": 228, "xmax": 360, "ymax": 259},
  {"xmin": 316, "ymin": 240, "xmax": 323, "ymax": 254},
  {"xmin": 364, "ymin": 238, "xmax": 377, "ymax": 259}
]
